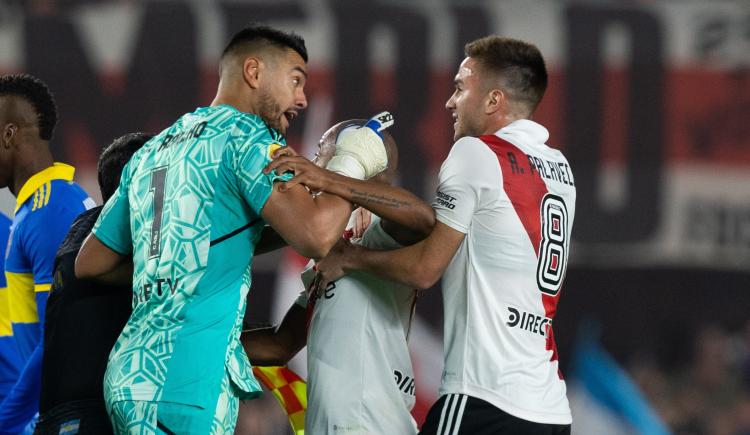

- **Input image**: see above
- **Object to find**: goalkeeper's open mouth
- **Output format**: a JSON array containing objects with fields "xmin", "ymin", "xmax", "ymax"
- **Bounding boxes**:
[
  {"xmin": 284, "ymin": 110, "xmax": 298, "ymax": 122},
  {"xmin": 281, "ymin": 110, "xmax": 298, "ymax": 131}
]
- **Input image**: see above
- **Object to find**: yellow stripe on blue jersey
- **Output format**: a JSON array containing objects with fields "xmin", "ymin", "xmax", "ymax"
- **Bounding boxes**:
[
  {"xmin": 6, "ymin": 273, "xmax": 38, "ymax": 324},
  {"xmin": 34, "ymin": 284, "xmax": 51, "ymax": 293},
  {"xmin": 43, "ymin": 181, "xmax": 51, "ymax": 206},
  {"xmin": 0, "ymin": 286, "xmax": 12, "ymax": 337},
  {"xmin": 31, "ymin": 183, "xmax": 53, "ymax": 211}
]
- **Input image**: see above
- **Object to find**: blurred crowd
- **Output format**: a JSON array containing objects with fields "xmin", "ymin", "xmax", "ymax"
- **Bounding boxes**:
[{"xmin": 630, "ymin": 322, "xmax": 750, "ymax": 435}]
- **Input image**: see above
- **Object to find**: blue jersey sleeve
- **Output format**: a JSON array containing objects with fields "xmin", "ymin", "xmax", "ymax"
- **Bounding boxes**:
[
  {"xmin": 21, "ymin": 204, "xmax": 77, "ymax": 286},
  {"xmin": 93, "ymin": 161, "xmax": 133, "ymax": 255},
  {"xmin": 0, "ymin": 343, "xmax": 41, "ymax": 433},
  {"xmin": 231, "ymin": 133, "xmax": 292, "ymax": 217},
  {"xmin": 20, "ymin": 204, "xmax": 80, "ymax": 325}
]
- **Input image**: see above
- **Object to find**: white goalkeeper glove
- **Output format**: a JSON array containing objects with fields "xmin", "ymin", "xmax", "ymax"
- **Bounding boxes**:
[{"xmin": 326, "ymin": 111, "xmax": 394, "ymax": 180}]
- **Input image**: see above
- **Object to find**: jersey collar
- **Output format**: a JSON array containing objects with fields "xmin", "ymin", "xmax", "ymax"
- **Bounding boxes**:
[
  {"xmin": 496, "ymin": 119, "xmax": 549, "ymax": 144},
  {"xmin": 15, "ymin": 163, "xmax": 76, "ymax": 212}
]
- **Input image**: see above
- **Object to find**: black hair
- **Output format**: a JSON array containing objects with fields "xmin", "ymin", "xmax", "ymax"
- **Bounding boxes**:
[
  {"xmin": 0, "ymin": 73, "xmax": 58, "ymax": 140},
  {"xmin": 98, "ymin": 132, "xmax": 152, "ymax": 202},
  {"xmin": 222, "ymin": 24, "xmax": 308, "ymax": 63},
  {"xmin": 465, "ymin": 36, "xmax": 548, "ymax": 113}
]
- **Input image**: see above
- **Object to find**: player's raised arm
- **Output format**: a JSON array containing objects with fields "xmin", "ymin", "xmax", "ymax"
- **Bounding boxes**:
[
  {"xmin": 261, "ymin": 112, "xmax": 418, "ymax": 259},
  {"xmin": 266, "ymin": 163, "xmax": 435, "ymax": 238},
  {"xmin": 265, "ymin": 115, "xmax": 435, "ymax": 238}
]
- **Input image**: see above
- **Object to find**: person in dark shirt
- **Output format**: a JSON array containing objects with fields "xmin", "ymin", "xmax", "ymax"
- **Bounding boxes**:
[{"xmin": 35, "ymin": 132, "xmax": 151, "ymax": 435}]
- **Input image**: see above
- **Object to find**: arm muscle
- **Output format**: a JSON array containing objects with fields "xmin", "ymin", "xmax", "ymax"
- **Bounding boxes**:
[
  {"xmin": 261, "ymin": 183, "xmax": 353, "ymax": 259},
  {"xmin": 346, "ymin": 221, "xmax": 464, "ymax": 289},
  {"xmin": 75, "ymin": 233, "xmax": 128, "ymax": 280}
]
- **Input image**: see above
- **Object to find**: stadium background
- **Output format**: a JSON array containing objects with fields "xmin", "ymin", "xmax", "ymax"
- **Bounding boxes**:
[{"xmin": 1, "ymin": 0, "xmax": 748, "ymax": 433}]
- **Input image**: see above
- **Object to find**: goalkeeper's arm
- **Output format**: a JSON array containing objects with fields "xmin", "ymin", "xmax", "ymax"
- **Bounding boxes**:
[
  {"xmin": 265, "ymin": 111, "xmax": 433, "ymax": 237},
  {"xmin": 264, "ymin": 157, "xmax": 435, "ymax": 239}
]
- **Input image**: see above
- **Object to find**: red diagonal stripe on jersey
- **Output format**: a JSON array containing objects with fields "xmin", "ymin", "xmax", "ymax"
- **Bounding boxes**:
[
  {"xmin": 480, "ymin": 135, "xmax": 563, "ymax": 367},
  {"xmin": 481, "ymin": 135, "xmax": 546, "ymax": 255}
]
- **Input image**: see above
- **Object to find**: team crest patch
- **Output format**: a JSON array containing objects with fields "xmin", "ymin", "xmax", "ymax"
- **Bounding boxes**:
[{"xmin": 268, "ymin": 143, "xmax": 283, "ymax": 158}]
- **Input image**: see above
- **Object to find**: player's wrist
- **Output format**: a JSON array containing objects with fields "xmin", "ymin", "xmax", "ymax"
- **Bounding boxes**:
[{"xmin": 341, "ymin": 244, "xmax": 365, "ymax": 272}]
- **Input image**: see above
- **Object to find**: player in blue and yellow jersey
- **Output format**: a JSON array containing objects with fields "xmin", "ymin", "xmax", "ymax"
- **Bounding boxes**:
[
  {"xmin": 0, "ymin": 74, "xmax": 93, "ymax": 433},
  {"xmin": 0, "ymin": 212, "xmax": 22, "ymax": 405},
  {"xmin": 76, "ymin": 25, "xmax": 389, "ymax": 434}
]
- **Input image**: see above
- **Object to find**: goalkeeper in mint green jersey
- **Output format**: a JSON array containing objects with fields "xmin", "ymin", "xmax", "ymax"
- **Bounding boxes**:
[{"xmin": 73, "ymin": 24, "xmax": 404, "ymax": 434}]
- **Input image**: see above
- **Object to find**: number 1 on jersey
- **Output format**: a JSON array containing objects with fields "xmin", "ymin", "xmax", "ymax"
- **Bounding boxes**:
[{"xmin": 149, "ymin": 167, "xmax": 168, "ymax": 257}]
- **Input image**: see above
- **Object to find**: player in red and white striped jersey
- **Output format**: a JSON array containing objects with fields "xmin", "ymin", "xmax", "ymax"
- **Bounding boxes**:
[{"xmin": 267, "ymin": 35, "xmax": 573, "ymax": 434}]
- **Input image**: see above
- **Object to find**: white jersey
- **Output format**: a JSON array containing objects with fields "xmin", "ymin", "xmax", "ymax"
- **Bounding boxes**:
[
  {"xmin": 433, "ymin": 119, "xmax": 575, "ymax": 425},
  {"xmin": 297, "ymin": 216, "xmax": 419, "ymax": 434}
]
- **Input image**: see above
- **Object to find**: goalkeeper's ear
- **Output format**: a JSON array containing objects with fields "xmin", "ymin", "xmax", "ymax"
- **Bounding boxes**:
[{"xmin": 242, "ymin": 57, "xmax": 263, "ymax": 89}]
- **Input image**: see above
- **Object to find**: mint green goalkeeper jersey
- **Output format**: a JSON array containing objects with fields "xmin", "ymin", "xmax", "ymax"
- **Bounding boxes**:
[{"xmin": 93, "ymin": 105, "xmax": 290, "ymax": 408}]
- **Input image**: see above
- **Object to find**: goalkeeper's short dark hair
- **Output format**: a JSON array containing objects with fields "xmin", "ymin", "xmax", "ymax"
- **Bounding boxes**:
[{"xmin": 222, "ymin": 23, "xmax": 308, "ymax": 63}]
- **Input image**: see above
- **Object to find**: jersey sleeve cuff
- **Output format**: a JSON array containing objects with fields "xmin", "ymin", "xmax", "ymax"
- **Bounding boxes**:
[
  {"xmin": 252, "ymin": 171, "xmax": 293, "ymax": 217},
  {"xmin": 436, "ymin": 212, "xmax": 469, "ymax": 234},
  {"xmin": 33, "ymin": 283, "xmax": 51, "ymax": 293},
  {"xmin": 92, "ymin": 230, "xmax": 131, "ymax": 256}
]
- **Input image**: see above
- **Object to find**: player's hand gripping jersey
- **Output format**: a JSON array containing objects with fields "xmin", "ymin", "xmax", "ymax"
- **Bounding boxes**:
[
  {"xmin": 433, "ymin": 119, "xmax": 575, "ymax": 425},
  {"xmin": 93, "ymin": 105, "xmax": 291, "ymax": 410}
]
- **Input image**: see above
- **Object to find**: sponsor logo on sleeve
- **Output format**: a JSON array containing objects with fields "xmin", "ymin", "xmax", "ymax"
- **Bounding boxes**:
[{"xmin": 435, "ymin": 191, "xmax": 456, "ymax": 210}]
